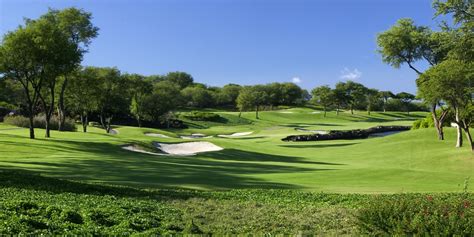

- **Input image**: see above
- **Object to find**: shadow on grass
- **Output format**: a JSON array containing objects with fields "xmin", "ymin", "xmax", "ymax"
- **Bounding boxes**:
[
  {"xmin": 282, "ymin": 123, "xmax": 343, "ymax": 128},
  {"xmin": 0, "ymin": 138, "xmax": 338, "ymax": 190}
]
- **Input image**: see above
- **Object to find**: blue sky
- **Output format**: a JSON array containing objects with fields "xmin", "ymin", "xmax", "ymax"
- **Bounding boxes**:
[{"xmin": 1, "ymin": 0, "xmax": 441, "ymax": 93}]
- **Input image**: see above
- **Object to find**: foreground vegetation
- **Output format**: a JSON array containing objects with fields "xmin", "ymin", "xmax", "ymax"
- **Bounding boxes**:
[{"xmin": 1, "ymin": 170, "xmax": 472, "ymax": 235}]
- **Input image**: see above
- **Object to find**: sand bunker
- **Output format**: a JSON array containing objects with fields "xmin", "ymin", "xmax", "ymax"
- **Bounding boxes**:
[
  {"xmin": 218, "ymin": 131, "xmax": 253, "ymax": 138},
  {"xmin": 145, "ymin": 133, "xmax": 171, "ymax": 138},
  {"xmin": 180, "ymin": 133, "xmax": 213, "ymax": 139},
  {"xmin": 310, "ymin": 111, "xmax": 321, "ymax": 114},
  {"xmin": 279, "ymin": 111, "xmax": 294, "ymax": 114},
  {"xmin": 154, "ymin": 141, "xmax": 223, "ymax": 155},
  {"xmin": 108, "ymin": 129, "xmax": 119, "ymax": 135},
  {"xmin": 122, "ymin": 145, "xmax": 165, "ymax": 156}
]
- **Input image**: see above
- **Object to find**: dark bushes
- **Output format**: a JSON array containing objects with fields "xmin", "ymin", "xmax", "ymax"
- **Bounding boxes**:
[
  {"xmin": 3, "ymin": 115, "xmax": 76, "ymax": 131},
  {"xmin": 181, "ymin": 111, "xmax": 221, "ymax": 121},
  {"xmin": 357, "ymin": 194, "xmax": 474, "ymax": 235}
]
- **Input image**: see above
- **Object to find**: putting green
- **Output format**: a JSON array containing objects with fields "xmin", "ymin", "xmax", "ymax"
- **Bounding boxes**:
[{"xmin": 0, "ymin": 108, "xmax": 472, "ymax": 193}]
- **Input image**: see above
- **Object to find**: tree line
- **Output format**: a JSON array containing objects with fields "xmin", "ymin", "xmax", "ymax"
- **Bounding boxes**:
[
  {"xmin": 377, "ymin": 0, "xmax": 473, "ymax": 151},
  {"xmin": 311, "ymin": 81, "xmax": 418, "ymax": 117}
]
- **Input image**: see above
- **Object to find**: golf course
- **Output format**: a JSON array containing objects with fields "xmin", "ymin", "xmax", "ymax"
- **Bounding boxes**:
[
  {"xmin": 1, "ymin": 108, "xmax": 472, "ymax": 193},
  {"xmin": 1, "ymin": 0, "xmax": 473, "ymax": 235}
]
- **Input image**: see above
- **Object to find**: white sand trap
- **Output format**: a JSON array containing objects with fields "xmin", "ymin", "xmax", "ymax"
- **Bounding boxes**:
[
  {"xmin": 218, "ymin": 131, "xmax": 253, "ymax": 138},
  {"xmin": 145, "ymin": 133, "xmax": 171, "ymax": 138},
  {"xmin": 279, "ymin": 111, "xmax": 294, "ymax": 114},
  {"xmin": 108, "ymin": 129, "xmax": 119, "ymax": 135},
  {"xmin": 310, "ymin": 111, "xmax": 321, "ymax": 114},
  {"xmin": 154, "ymin": 141, "xmax": 223, "ymax": 155},
  {"xmin": 180, "ymin": 133, "xmax": 213, "ymax": 139},
  {"xmin": 122, "ymin": 145, "xmax": 165, "ymax": 156}
]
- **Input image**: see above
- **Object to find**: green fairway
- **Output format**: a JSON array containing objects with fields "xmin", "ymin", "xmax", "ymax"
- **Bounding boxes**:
[{"xmin": 0, "ymin": 108, "xmax": 473, "ymax": 193}]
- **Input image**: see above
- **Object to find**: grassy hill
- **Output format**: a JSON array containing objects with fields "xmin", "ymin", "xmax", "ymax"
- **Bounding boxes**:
[{"xmin": 0, "ymin": 108, "xmax": 472, "ymax": 193}]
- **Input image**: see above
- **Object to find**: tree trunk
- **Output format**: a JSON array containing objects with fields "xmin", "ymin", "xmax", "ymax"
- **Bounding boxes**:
[
  {"xmin": 137, "ymin": 115, "xmax": 141, "ymax": 128},
  {"xmin": 238, "ymin": 111, "xmax": 242, "ymax": 118},
  {"xmin": 455, "ymin": 107, "xmax": 463, "ymax": 148},
  {"xmin": 431, "ymin": 104, "xmax": 446, "ymax": 141},
  {"xmin": 105, "ymin": 116, "xmax": 113, "ymax": 133},
  {"xmin": 99, "ymin": 113, "xmax": 106, "ymax": 129},
  {"xmin": 462, "ymin": 127, "xmax": 473, "ymax": 152},
  {"xmin": 255, "ymin": 106, "xmax": 259, "ymax": 119},
  {"xmin": 350, "ymin": 105, "xmax": 354, "ymax": 115},
  {"xmin": 28, "ymin": 113, "xmax": 35, "ymax": 139},
  {"xmin": 336, "ymin": 106, "xmax": 339, "ymax": 116},
  {"xmin": 81, "ymin": 113, "xmax": 88, "ymax": 133},
  {"xmin": 44, "ymin": 113, "xmax": 51, "ymax": 138},
  {"xmin": 58, "ymin": 76, "xmax": 68, "ymax": 131}
]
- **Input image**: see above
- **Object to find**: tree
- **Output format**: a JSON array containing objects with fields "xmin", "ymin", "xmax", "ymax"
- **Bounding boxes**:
[
  {"xmin": 337, "ymin": 81, "xmax": 367, "ymax": 114},
  {"xmin": 236, "ymin": 86, "xmax": 267, "ymax": 119},
  {"xmin": 419, "ymin": 60, "xmax": 473, "ymax": 150},
  {"xmin": 0, "ymin": 23, "xmax": 47, "ymax": 139},
  {"xmin": 332, "ymin": 84, "xmax": 349, "ymax": 115},
  {"xmin": 95, "ymin": 67, "xmax": 129, "ymax": 133},
  {"xmin": 366, "ymin": 89, "xmax": 380, "ymax": 115},
  {"xmin": 379, "ymin": 91, "xmax": 395, "ymax": 112},
  {"xmin": 216, "ymin": 84, "xmax": 241, "ymax": 108},
  {"xmin": 377, "ymin": 18, "xmax": 432, "ymax": 74},
  {"xmin": 165, "ymin": 72, "xmax": 194, "ymax": 89},
  {"xmin": 377, "ymin": 18, "xmax": 449, "ymax": 140},
  {"xmin": 127, "ymin": 74, "xmax": 152, "ymax": 127},
  {"xmin": 311, "ymin": 85, "xmax": 334, "ymax": 117},
  {"xmin": 141, "ymin": 81, "xmax": 180, "ymax": 125},
  {"xmin": 181, "ymin": 86, "xmax": 214, "ymax": 108},
  {"xmin": 45, "ymin": 8, "xmax": 99, "ymax": 131},
  {"xmin": 395, "ymin": 92, "xmax": 416, "ymax": 115},
  {"xmin": 66, "ymin": 67, "xmax": 99, "ymax": 132}
]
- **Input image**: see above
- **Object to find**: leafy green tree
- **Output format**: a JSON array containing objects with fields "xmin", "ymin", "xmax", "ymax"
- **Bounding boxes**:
[
  {"xmin": 378, "ymin": 91, "xmax": 395, "ymax": 112},
  {"xmin": 44, "ymin": 8, "xmax": 99, "ymax": 131},
  {"xmin": 216, "ymin": 84, "xmax": 242, "ymax": 108},
  {"xmin": 377, "ymin": 18, "xmax": 449, "ymax": 140},
  {"xmin": 165, "ymin": 72, "xmax": 194, "ymax": 89},
  {"xmin": 141, "ymin": 81, "xmax": 180, "ymax": 124},
  {"xmin": 181, "ymin": 86, "xmax": 214, "ymax": 108},
  {"xmin": 127, "ymin": 74, "xmax": 152, "ymax": 127},
  {"xmin": 419, "ymin": 60, "xmax": 473, "ymax": 150},
  {"xmin": 94, "ymin": 67, "xmax": 129, "ymax": 133},
  {"xmin": 366, "ymin": 89, "xmax": 381, "ymax": 115},
  {"xmin": 332, "ymin": 84, "xmax": 350, "ymax": 115},
  {"xmin": 336, "ymin": 81, "xmax": 367, "ymax": 114},
  {"xmin": 311, "ymin": 85, "xmax": 334, "ymax": 117},
  {"xmin": 0, "ymin": 20, "xmax": 54, "ymax": 138},
  {"xmin": 236, "ymin": 85, "xmax": 268, "ymax": 119},
  {"xmin": 66, "ymin": 67, "xmax": 100, "ymax": 132},
  {"xmin": 395, "ymin": 92, "xmax": 416, "ymax": 115}
]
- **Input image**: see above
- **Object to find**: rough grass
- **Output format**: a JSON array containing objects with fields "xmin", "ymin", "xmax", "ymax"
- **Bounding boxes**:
[{"xmin": 1, "ymin": 170, "xmax": 472, "ymax": 235}]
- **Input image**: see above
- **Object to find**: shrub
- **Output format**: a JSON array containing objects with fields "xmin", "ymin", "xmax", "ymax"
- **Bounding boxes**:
[
  {"xmin": 181, "ymin": 111, "xmax": 221, "ymax": 121},
  {"xmin": 3, "ymin": 115, "xmax": 76, "ymax": 131},
  {"xmin": 357, "ymin": 194, "xmax": 474, "ymax": 235}
]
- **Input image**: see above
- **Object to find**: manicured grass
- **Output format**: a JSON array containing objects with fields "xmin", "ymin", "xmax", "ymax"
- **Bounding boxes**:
[{"xmin": 0, "ymin": 108, "xmax": 473, "ymax": 192}]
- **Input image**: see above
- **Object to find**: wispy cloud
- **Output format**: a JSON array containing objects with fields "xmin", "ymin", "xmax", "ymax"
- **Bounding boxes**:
[
  {"xmin": 340, "ymin": 68, "xmax": 362, "ymax": 80},
  {"xmin": 291, "ymin": 77, "xmax": 301, "ymax": 83}
]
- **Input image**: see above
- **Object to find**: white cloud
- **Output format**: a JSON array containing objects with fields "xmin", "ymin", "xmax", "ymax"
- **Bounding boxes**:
[
  {"xmin": 340, "ymin": 68, "xmax": 362, "ymax": 80},
  {"xmin": 291, "ymin": 77, "xmax": 301, "ymax": 83}
]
